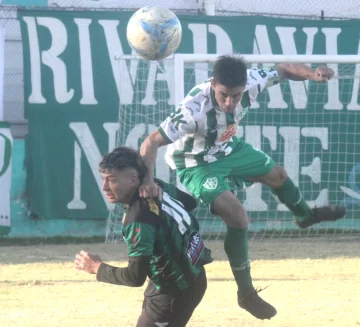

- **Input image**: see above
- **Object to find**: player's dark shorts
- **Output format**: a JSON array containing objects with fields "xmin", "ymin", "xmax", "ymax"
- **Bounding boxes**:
[{"xmin": 136, "ymin": 267, "xmax": 207, "ymax": 327}]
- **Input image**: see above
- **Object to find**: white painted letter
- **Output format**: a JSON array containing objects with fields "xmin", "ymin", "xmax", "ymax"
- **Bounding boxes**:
[
  {"xmin": 99, "ymin": 20, "xmax": 138, "ymax": 105},
  {"xmin": 321, "ymin": 28, "xmax": 343, "ymax": 110},
  {"xmin": 37, "ymin": 17, "xmax": 74, "ymax": 103},
  {"xmin": 74, "ymin": 18, "xmax": 97, "ymax": 105},
  {"xmin": 22, "ymin": 16, "xmax": 46, "ymax": 103}
]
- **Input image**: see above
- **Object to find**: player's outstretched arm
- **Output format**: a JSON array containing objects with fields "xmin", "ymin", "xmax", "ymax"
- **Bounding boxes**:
[
  {"xmin": 139, "ymin": 130, "xmax": 171, "ymax": 200},
  {"xmin": 276, "ymin": 63, "xmax": 334, "ymax": 82},
  {"xmin": 95, "ymin": 258, "xmax": 150, "ymax": 287},
  {"xmin": 74, "ymin": 250, "xmax": 150, "ymax": 287}
]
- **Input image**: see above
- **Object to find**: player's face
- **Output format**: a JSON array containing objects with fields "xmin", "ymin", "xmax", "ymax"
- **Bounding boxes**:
[
  {"xmin": 211, "ymin": 80, "xmax": 244, "ymax": 113},
  {"xmin": 100, "ymin": 168, "xmax": 140, "ymax": 204}
]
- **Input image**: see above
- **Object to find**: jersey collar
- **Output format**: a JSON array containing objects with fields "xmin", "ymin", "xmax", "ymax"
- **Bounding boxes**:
[{"xmin": 210, "ymin": 86, "xmax": 220, "ymax": 110}]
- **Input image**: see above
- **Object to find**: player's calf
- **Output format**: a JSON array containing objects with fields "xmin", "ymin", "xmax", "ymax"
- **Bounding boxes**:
[
  {"xmin": 238, "ymin": 287, "xmax": 277, "ymax": 320},
  {"xmin": 295, "ymin": 205, "xmax": 346, "ymax": 229}
]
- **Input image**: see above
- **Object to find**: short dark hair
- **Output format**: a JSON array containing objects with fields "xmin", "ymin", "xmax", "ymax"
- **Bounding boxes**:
[
  {"xmin": 99, "ymin": 146, "xmax": 147, "ymax": 182},
  {"xmin": 213, "ymin": 55, "xmax": 247, "ymax": 88}
]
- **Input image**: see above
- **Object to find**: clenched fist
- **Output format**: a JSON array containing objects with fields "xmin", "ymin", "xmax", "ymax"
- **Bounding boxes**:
[{"xmin": 314, "ymin": 66, "xmax": 334, "ymax": 83}]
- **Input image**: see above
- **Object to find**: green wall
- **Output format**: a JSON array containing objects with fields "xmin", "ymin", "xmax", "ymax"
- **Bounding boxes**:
[
  {"xmin": 9, "ymin": 9, "xmax": 360, "ymax": 237},
  {"xmin": 7, "ymin": 140, "xmax": 106, "ymax": 239}
]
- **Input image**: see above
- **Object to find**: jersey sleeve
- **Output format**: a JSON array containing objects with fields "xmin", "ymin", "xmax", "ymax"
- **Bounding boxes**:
[
  {"xmin": 96, "ymin": 259, "xmax": 149, "ymax": 287},
  {"xmin": 158, "ymin": 101, "xmax": 198, "ymax": 143},
  {"xmin": 246, "ymin": 67, "xmax": 280, "ymax": 92},
  {"xmin": 123, "ymin": 222, "xmax": 155, "ymax": 258}
]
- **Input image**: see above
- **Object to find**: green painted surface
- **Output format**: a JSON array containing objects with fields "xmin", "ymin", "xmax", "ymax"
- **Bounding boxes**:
[
  {"xmin": 6, "ymin": 140, "xmax": 106, "ymax": 238},
  {"xmin": 13, "ymin": 9, "xmax": 360, "ymax": 236}
]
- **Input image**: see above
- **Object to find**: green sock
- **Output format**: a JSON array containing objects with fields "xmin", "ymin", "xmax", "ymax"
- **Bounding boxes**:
[
  {"xmin": 271, "ymin": 177, "xmax": 312, "ymax": 222},
  {"xmin": 224, "ymin": 226, "xmax": 253, "ymax": 296}
]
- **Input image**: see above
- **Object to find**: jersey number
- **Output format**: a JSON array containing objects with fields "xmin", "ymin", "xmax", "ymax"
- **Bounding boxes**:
[
  {"xmin": 258, "ymin": 69, "xmax": 267, "ymax": 78},
  {"xmin": 162, "ymin": 192, "xmax": 191, "ymax": 234},
  {"xmin": 258, "ymin": 67, "xmax": 276, "ymax": 78},
  {"xmin": 169, "ymin": 108, "xmax": 187, "ymax": 129}
]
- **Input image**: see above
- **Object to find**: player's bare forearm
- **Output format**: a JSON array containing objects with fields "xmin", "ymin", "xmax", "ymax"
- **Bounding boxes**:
[
  {"xmin": 140, "ymin": 130, "xmax": 166, "ymax": 182},
  {"xmin": 140, "ymin": 139, "xmax": 156, "ymax": 182},
  {"xmin": 139, "ymin": 130, "xmax": 170, "ymax": 199},
  {"xmin": 276, "ymin": 63, "xmax": 334, "ymax": 82},
  {"xmin": 276, "ymin": 63, "xmax": 314, "ymax": 81}
]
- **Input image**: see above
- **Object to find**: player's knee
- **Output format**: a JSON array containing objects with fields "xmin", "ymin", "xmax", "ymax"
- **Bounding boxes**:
[
  {"xmin": 210, "ymin": 198, "xmax": 249, "ymax": 228},
  {"xmin": 272, "ymin": 165, "xmax": 288, "ymax": 188}
]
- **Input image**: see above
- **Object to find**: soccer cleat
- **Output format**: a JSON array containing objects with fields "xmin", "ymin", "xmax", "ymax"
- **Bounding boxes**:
[
  {"xmin": 238, "ymin": 287, "xmax": 277, "ymax": 320},
  {"xmin": 295, "ymin": 205, "xmax": 346, "ymax": 229}
]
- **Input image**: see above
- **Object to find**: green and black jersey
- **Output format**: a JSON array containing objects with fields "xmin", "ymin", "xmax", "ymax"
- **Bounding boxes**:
[{"xmin": 96, "ymin": 180, "xmax": 213, "ymax": 291}]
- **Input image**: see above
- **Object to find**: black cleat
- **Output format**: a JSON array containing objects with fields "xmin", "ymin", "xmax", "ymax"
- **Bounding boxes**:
[
  {"xmin": 295, "ymin": 205, "xmax": 346, "ymax": 229},
  {"xmin": 238, "ymin": 287, "xmax": 277, "ymax": 320}
]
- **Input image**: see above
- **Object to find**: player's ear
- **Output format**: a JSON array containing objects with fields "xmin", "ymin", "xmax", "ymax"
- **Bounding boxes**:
[
  {"xmin": 210, "ymin": 77, "xmax": 216, "ymax": 89},
  {"xmin": 131, "ymin": 174, "xmax": 139, "ymax": 185}
]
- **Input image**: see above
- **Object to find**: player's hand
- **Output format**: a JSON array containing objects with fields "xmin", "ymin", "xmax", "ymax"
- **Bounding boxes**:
[
  {"xmin": 139, "ymin": 180, "xmax": 162, "ymax": 201},
  {"xmin": 314, "ymin": 66, "xmax": 334, "ymax": 82},
  {"xmin": 74, "ymin": 250, "xmax": 102, "ymax": 274}
]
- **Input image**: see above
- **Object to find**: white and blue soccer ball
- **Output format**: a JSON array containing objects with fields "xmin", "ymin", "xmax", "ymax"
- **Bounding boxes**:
[{"xmin": 126, "ymin": 6, "xmax": 182, "ymax": 61}]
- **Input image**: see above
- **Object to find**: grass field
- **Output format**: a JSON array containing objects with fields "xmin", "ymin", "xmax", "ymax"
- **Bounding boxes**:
[{"xmin": 1, "ymin": 237, "xmax": 360, "ymax": 327}]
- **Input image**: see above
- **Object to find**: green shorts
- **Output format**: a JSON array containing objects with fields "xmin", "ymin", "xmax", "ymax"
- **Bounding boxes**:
[{"xmin": 177, "ymin": 139, "xmax": 275, "ymax": 205}]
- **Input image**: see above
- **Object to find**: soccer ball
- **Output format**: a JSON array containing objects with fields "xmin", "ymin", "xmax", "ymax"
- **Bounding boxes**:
[{"xmin": 126, "ymin": 6, "xmax": 182, "ymax": 61}]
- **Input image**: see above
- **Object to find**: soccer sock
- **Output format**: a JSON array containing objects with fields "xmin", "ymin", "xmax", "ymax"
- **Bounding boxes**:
[
  {"xmin": 224, "ymin": 226, "xmax": 253, "ymax": 296},
  {"xmin": 271, "ymin": 176, "xmax": 312, "ymax": 222}
]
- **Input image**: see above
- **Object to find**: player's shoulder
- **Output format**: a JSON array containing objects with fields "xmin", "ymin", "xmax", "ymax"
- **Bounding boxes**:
[
  {"xmin": 181, "ymin": 80, "xmax": 213, "ymax": 117},
  {"xmin": 124, "ymin": 198, "xmax": 160, "ymax": 227},
  {"xmin": 183, "ymin": 80, "xmax": 211, "ymax": 102},
  {"xmin": 244, "ymin": 67, "xmax": 280, "ymax": 93},
  {"xmin": 155, "ymin": 178, "xmax": 196, "ymax": 211},
  {"xmin": 244, "ymin": 68, "xmax": 262, "ymax": 88},
  {"xmin": 247, "ymin": 67, "xmax": 279, "ymax": 80}
]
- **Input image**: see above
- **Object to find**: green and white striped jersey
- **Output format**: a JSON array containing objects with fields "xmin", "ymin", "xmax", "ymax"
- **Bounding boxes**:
[{"xmin": 158, "ymin": 67, "xmax": 280, "ymax": 170}]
